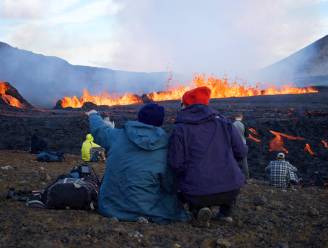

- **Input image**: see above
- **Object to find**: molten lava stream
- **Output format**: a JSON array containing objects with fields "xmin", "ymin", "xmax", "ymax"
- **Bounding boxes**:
[
  {"xmin": 248, "ymin": 128, "xmax": 259, "ymax": 136},
  {"xmin": 321, "ymin": 140, "xmax": 328, "ymax": 149},
  {"xmin": 269, "ymin": 130, "xmax": 304, "ymax": 154},
  {"xmin": 248, "ymin": 134, "xmax": 261, "ymax": 143},
  {"xmin": 304, "ymin": 143, "xmax": 315, "ymax": 156}
]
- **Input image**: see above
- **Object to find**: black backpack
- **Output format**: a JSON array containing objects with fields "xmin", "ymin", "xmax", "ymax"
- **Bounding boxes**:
[{"xmin": 42, "ymin": 164, "xmax": 100, "ymax": 210}]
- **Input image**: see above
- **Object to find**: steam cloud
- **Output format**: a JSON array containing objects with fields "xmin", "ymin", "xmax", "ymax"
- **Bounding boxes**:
[{"xmin": 0, "ymin": 0, "xmax": 326, "ymax": 106}]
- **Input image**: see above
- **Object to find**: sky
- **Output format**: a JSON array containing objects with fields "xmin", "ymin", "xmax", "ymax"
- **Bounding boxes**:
[{"xmin": 0, "ymin": 0, "xmax": 327, "ymax": 78}]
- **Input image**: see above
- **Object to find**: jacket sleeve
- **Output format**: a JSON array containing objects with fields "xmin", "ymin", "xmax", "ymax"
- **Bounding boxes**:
[
  {"xmin": 288, "ymin": 163, "xmax": 298, "ymax": 172},
  {"xmin": 167, "ymin": 126, "xmax": 187, "ymax": 175},
  {"xmin": 89, "ymin": 113, "xmax": 114, "ymax": 151},
  {"xmin": 230, "ymin": 124, "xmax": 248, "ymax": 161}
]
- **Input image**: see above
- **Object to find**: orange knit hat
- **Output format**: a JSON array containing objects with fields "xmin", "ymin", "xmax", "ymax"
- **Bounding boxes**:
[{"xmin": 182, "ymin": 86, "xmax": 211, "ymax": 106}]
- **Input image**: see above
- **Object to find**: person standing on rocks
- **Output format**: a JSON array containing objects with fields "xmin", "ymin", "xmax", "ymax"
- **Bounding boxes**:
[
  {"xmin": 168, "ymin": 86, "xmax": 247, "ymax": 226},
  {"xmin": 86, "ymin": 103, "xmax": 189, "ymax": 224},
  {"xmin": 265, "ymin": 152, "xmax": 300, "ymax": 189},
  {"xmin": 233, "ymin": 113, "xmax": 250, "ymax": 179}
]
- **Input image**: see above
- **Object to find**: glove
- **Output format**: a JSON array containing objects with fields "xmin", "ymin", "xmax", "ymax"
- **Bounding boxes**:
[
  {"xmin": 104, "ymin": 117, "xmax": 115, "ymax": 128},
  {"xmin": 85, "ymin": 110, "xmax": 98, "ymax": 116}
]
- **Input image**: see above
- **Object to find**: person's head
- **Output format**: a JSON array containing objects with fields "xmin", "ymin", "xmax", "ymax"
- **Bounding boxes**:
[
  {"xmin": 182, "ymin": 86, "xmax": 211, "ymax": 107},
  {"xmin": 86, "ymin": 133, "xmax": 94, "ymax": 141},
  {"xmin": 277, "ymin": 152, "xmax": 285, "ymax": 160},
  {"xmin": 138, "ymin": 103, "xmax": 165, "ymax": 127},
  {"xmin": 235, "ymin": 113, "xmax": 243, "ymax": 121}
]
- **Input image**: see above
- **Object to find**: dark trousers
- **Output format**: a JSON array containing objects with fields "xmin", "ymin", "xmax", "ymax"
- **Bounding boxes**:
[{"xmin": 182, "ymin": 189, "xmax": 240, "ymax": 217}]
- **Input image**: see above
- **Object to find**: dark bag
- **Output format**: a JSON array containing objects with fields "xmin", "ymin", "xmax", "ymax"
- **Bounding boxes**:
[
  {"xmin": 42, "ymin": 164, "xmax": 100, "ymax": 210},
  {"xmin": 37, "ymin": 151, "xmax": 64, "ymax": 162}
]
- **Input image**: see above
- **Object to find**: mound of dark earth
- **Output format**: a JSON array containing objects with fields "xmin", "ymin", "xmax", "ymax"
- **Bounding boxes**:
[
  {"xmin": 1, "ymin": 89, "xmax": 328, "ymax": 181},
  {"xmin": 0, "ymin": 151, "xmax": 327, "ymax": 248},
  {"xmin": 0, "ymin": 82, "xmax": 33, "ymax": 110}
]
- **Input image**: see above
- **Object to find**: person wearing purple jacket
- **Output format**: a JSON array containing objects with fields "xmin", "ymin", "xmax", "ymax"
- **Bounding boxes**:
[{"xmin": 168, "ymin": 86, "xmax": 247, "ymax": 226}]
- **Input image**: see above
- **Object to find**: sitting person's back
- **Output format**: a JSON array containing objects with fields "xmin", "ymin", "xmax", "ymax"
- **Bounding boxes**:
[
  {"xmin": 30, "ymin": 131, "xmax": 48, "ymax": 154},
  {"xmin": 87, "ymin": 103, "xmax": 189, "ymax": 223},
  {"xmin": 81, "ymin": 134, "xmax": 103, "ymax": 162},
  {"xmin": 266, "ymin": 152, "xmax": 298, "ymax": 189}
]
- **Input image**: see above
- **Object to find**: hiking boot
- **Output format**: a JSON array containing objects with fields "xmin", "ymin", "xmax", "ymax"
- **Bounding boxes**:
[{"xmin": 196, "ymin": 207, "xmax": 212, "ymax": 227}]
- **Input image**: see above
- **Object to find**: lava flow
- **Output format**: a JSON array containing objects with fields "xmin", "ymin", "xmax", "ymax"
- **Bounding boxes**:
[
  {"xmin": 248, "ymin": 128, "xmax": 261, "ymax": 143},
  {"xmin": 321, "ymin": 140, "xmax": 328, "ymax": 149},
  {"xmin": 0, "ymin": 82, "xmax": 23, "ymax": 108},
  {"xmin": 269, "ymin": 130, "xmax": 305, "ymax": 154},
  {"xmin": 58, "ymin": 75, "xmax": 318, "ymax": 108},
  {"xmin": 304, "ymin": 143, "xmax": 315, "ymax": 156}
]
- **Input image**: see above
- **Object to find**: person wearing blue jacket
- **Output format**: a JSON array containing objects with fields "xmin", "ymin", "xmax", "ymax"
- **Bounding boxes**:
[
  {"xmin": 86, "ymin": 103, "xmax": 189, "ymax": 224},
  {"xmin": 168, "ymin": 86, "xmax": 247, "ymax": 226}
]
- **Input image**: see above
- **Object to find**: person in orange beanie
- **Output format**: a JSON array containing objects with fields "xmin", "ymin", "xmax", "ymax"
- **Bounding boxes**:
[{"xmin": 168, "ymin": 86, "xmax": 247, "ymax": 227}]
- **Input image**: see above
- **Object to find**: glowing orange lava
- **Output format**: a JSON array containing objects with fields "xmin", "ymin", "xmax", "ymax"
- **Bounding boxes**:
[
  {"xmin": 59, "ymin": 75, "xmax": 318, "ymax": 108},
  {"xmin": 0, "ymin": 82, "xmax": 23, "ymax": 108},
  {"xmin": 321, "ymin": 140, "xmax": 328, "ymax": 149},
  {"xmin": 248, "ymin": 128, "xmax": 261, "ymax": 143},
  {"xmin": 304, "ymin": 143, "xmax": 315, "ymax": 156},
  {"xmin": 269, "ymin": 130, "xmax": 305, "ymax": 154},
  {"xmin": 60, "ymin": 89, "xmax": 142, "ymax": 108},
  {"xmin": 248, "ymin": 134, "xmax": 261, "ymax": 143}
]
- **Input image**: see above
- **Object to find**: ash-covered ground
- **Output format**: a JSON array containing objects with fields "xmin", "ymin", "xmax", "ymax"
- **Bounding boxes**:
[{"xmin": 0, "ymin": 150, "xmax": 327, "ymax": 248}]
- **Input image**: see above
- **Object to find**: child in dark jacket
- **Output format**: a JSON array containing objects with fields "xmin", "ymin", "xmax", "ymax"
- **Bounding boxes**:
[{"xmin": 168, "ymin": 86, "xmax": 247, "ymax": 226}]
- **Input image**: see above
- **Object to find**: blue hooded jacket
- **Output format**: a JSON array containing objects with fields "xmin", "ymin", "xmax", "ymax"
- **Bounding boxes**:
[
  {"xmin": 168, "ymin": 104, "xmax": 247, "ymax": 196},
  {"xmin": 89, "ymin": 113, "xmax": 189, "ymax": 223}
]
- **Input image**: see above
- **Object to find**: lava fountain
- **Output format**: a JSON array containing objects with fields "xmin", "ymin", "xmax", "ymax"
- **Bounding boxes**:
[
  {"xmin": 58, "ymin": 75, "xmax": 318, "ymax": 108},
  {"xmin": 0, "ymin": 82, "xmax": 24, "ymax": 108}
]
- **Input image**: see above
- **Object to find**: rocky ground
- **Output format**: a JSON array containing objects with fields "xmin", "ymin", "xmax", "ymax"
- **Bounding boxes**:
[{"xmin": 0, "ymin": 150, "xmax": 327, "ymax": 248}]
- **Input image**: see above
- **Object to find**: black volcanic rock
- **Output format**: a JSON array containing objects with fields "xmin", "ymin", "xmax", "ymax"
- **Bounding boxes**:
[{"xmin": 0, "ymin": 41, "xmax": 169, "ymax": 107}]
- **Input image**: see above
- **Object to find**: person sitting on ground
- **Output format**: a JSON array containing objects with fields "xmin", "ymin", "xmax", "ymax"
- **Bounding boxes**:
[
  {"xmin": 86, "ymin": 103, "xmax": 189, "ymax": 224},
  {"xmin": 233, "ymin": 113, "xmax": 249, "ymax": 179},
  {"xmin": 265, "ymin": 152, "xmax": 300, "ymax": 189},
  {"xmin": 168, "ymin": 86, "xmax": 247, "ymax": 226},
  {"xmin": 81, "ymin": 134, "xmax": 105, "ymax": 162},
  {"xmin": 30, "ymin": 130, "xmax": 48, "ymax": 154}
]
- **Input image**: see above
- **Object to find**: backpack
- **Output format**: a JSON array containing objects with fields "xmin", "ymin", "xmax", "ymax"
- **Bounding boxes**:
[{"xmin": 41, "ymin": 164, "xmax": 100, "ymax": 210}]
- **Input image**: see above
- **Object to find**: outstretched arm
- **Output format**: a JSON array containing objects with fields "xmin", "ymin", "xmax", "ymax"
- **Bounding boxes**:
[{"xmin": 87, "ymin": 110, "xmax": 115, "ymax": 151}]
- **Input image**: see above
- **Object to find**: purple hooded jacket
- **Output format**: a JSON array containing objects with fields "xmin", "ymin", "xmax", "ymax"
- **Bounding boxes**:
[{"xmin": 168, "ymin": 104, "xmax": 247, "ymax": 196}]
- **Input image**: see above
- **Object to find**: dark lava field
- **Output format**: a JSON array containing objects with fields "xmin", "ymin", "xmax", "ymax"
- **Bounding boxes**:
[
  {"xmin": 0, "ymin": 89, "xmax": 328, "ymax": 247},
  {"xmin": 1, "ymin": 88, "xmax": 328, "ymax": 180}
]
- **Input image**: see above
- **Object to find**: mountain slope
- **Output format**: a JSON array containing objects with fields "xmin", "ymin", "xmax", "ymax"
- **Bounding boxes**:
[
  {"xmin": 260, "ymin": 35, "xmax": 328, "ymax": 86},
  {"xmin": 0, "ymin": 42, "xmax": 168, "ymax": 106}
]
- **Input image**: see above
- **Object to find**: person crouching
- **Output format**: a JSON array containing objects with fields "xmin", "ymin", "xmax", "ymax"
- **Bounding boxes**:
[{"xmin": 168, "ymin": 86, "xmax": 247, "ymax": 226}]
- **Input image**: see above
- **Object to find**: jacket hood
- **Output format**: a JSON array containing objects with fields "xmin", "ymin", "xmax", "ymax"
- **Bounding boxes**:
[
  {"xmin": 176, "ymin": 104, "xmax": 218, "ymax": 124},
  {"xmin": 86, "ymin": 134, "xmax": 94, "ymax": 142},
  {"xmin": 124, "ymin": 121, "xmax": 168, "ymax": 150}
]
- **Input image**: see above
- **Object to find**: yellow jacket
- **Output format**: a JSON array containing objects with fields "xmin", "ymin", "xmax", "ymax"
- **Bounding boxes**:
[{"xmin": 81, "ymin": 134, "xmax": 100, "ymax": 161}]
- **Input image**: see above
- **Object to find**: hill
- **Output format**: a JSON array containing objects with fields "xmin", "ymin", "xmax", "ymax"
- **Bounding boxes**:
[
  {"xmin": 0, "ymin": 42, "xmax": 168, "ymax": 107},
  {"xmin": 260, "ymin": 35, "xmax": 328, "ymax": 86}
]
